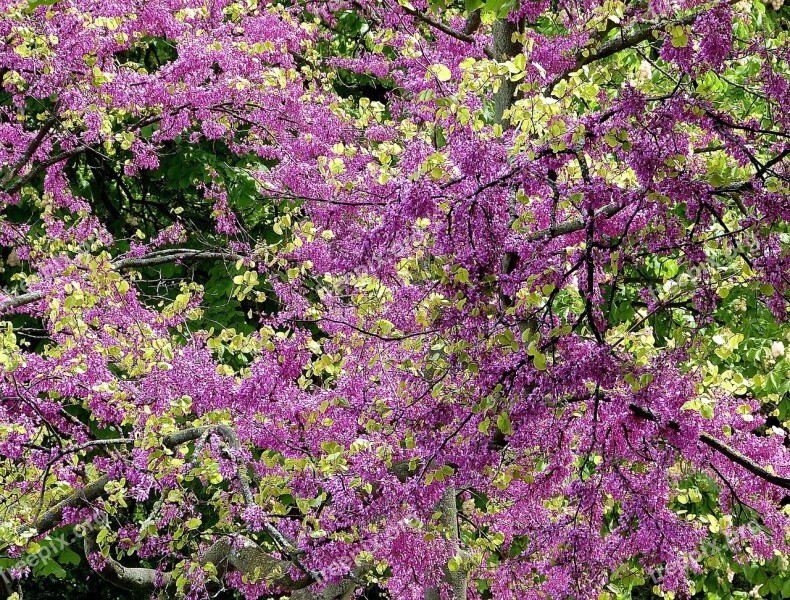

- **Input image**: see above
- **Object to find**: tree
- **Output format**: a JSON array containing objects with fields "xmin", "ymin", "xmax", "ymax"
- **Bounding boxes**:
[{"xmin": 0, "ymin": 0, "xmax": 788, "ymax": 598}]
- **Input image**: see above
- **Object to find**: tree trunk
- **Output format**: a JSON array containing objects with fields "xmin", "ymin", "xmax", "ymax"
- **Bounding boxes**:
[
  {"xmin": 425, "ymin": 485, "xmax": 466, "ymax": 600},
  {"xmin": 492, "ymin": 19, "xmax": 521, "ymax": 126}
]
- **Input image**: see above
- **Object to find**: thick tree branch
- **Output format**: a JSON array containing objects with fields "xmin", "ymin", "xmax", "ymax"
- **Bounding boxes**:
[
  {"xmin": 0, "ymin": 108, "xmax": 60, "ymax": 190},
  {"xmin": 524, "ymin": 202, "xmax": 625, "ymax": 243},
  {"xmin": 26, "ymin": 425, "xmax": 314, "ymax": 596},
  {"xmin": 628, "ymin": 403, "xmax": 790, "ymax": 490},
  {"xmin": 400, "ymin": 5, "xmax": 493, "ymax": 58},
  {"xmin": 83, "ymin": 529, "xmax": 162, "ymax": 592},
  {"xmin": 84, "ymin": 529, "xmax": 308, "ymax": 594},
  {"xmin": 32, "ymin": 476, "xmax": 110, "ymax": 536},
  {"xmin": 3, "ymin": 147, "xmax": 87, "ymax": 196},
  {"xmin": 547, "ymin": 7, "xmax": 720, "ymax": 92},
  {"xmin": 166, "ymin": 426, "xmax": 313, "ymax": 574},
  {"xmin": 0, "ymin": 249, "xmax": 241, "ymax": 315},
  {"xmin": 201, "ymin": 536, "xmax": 310, "ymax": 591}
]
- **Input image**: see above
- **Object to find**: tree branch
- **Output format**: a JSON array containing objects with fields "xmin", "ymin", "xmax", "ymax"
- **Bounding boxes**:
[
  {"xmin": 400, "ymin": 5, "xmax": 493, "ymax": 58},
  {"xmin": 32, "ymin": 477, "xmax": 110, "ymax": 536},
  {"xmin": 0, "ymin": 249, "xmax": 241, "ymax": 315},
  {"xmin": 628, "ymin": 403, "xmax": 790, "ymax": 490},
  {"xmin": 83, "ymin": 528, "xmax": 162, "ymax": 592},
  {"xmin": 25, "ymin": 424, "xmax": 315, "ymax": 595},
  {"xmin": 0, "ymin": 108, "xmax": 60, "ymax": 190},
  {"xmin": 547, "ymin": 8, "xmax": 713, "ymax": 92},
  {"xmin": 84, "ymin": 529, "xmax": 309, "ymax": 594}
]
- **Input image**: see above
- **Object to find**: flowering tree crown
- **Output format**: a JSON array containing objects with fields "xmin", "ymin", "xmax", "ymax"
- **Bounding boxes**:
[{"xmin": 0, "ymin": 0, "xmax": 789, "ymax": 598}]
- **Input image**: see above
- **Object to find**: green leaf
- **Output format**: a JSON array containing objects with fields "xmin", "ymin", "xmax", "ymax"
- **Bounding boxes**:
[
  {"xmin": 429, "ymin": 64, "xmax": 452, "ymax": 82},
  {"xmin": 760, "ymin": 283, "xmax": 775, "ymax": 296},
  {"xmin": 37, "ymin": 559, "xmax": 67, "ymax": 579},
  {"xmin": 496, "ymin": 412, "xmax": 513, "ymax": 436},
  {"xmin": 671, "ymin": 27, "xmax": 689, "ymax": 48},
  {"xmin": 57, "ymin": 547, "xmax": 81, "ymax": 565}
]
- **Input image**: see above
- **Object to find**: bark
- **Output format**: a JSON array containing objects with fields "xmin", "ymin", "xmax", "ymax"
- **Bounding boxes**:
[
  {"xmin": 290, "ymin": 577, "xmax": 358, "ymax": 600},
  {"xmin": 424, "ymin": 484, "xmax": 467, "ymax": 600},
  {"xmin": 32, "ymin": 477, "xmax": 110, "ymax": 536},
  {"xmin": 492, "ymin": 16, "xmax": 523, "ymax": 281},
  {"xmin": 492, "ymin": 19, "xmax": 521, "ymax": 126},
  {"xmin": 84, "ymin": 529, "xmax": 308, "ymax": 595},
  {"xmin": 83, "ymin": 529, "xmax": 165, "ymax": 592},
  {"xmin": 628, "ymin": 403, "xmax": 790, "ymax": 490},
  {"xmin": 0, "ymin": 249, "xmax": 241, "ymax": 315}
]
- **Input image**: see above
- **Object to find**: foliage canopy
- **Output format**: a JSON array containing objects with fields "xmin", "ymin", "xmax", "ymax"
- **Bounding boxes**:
[{"xmin": 0, "ymin": 0, "xmax": 789, "ymax": 598}]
